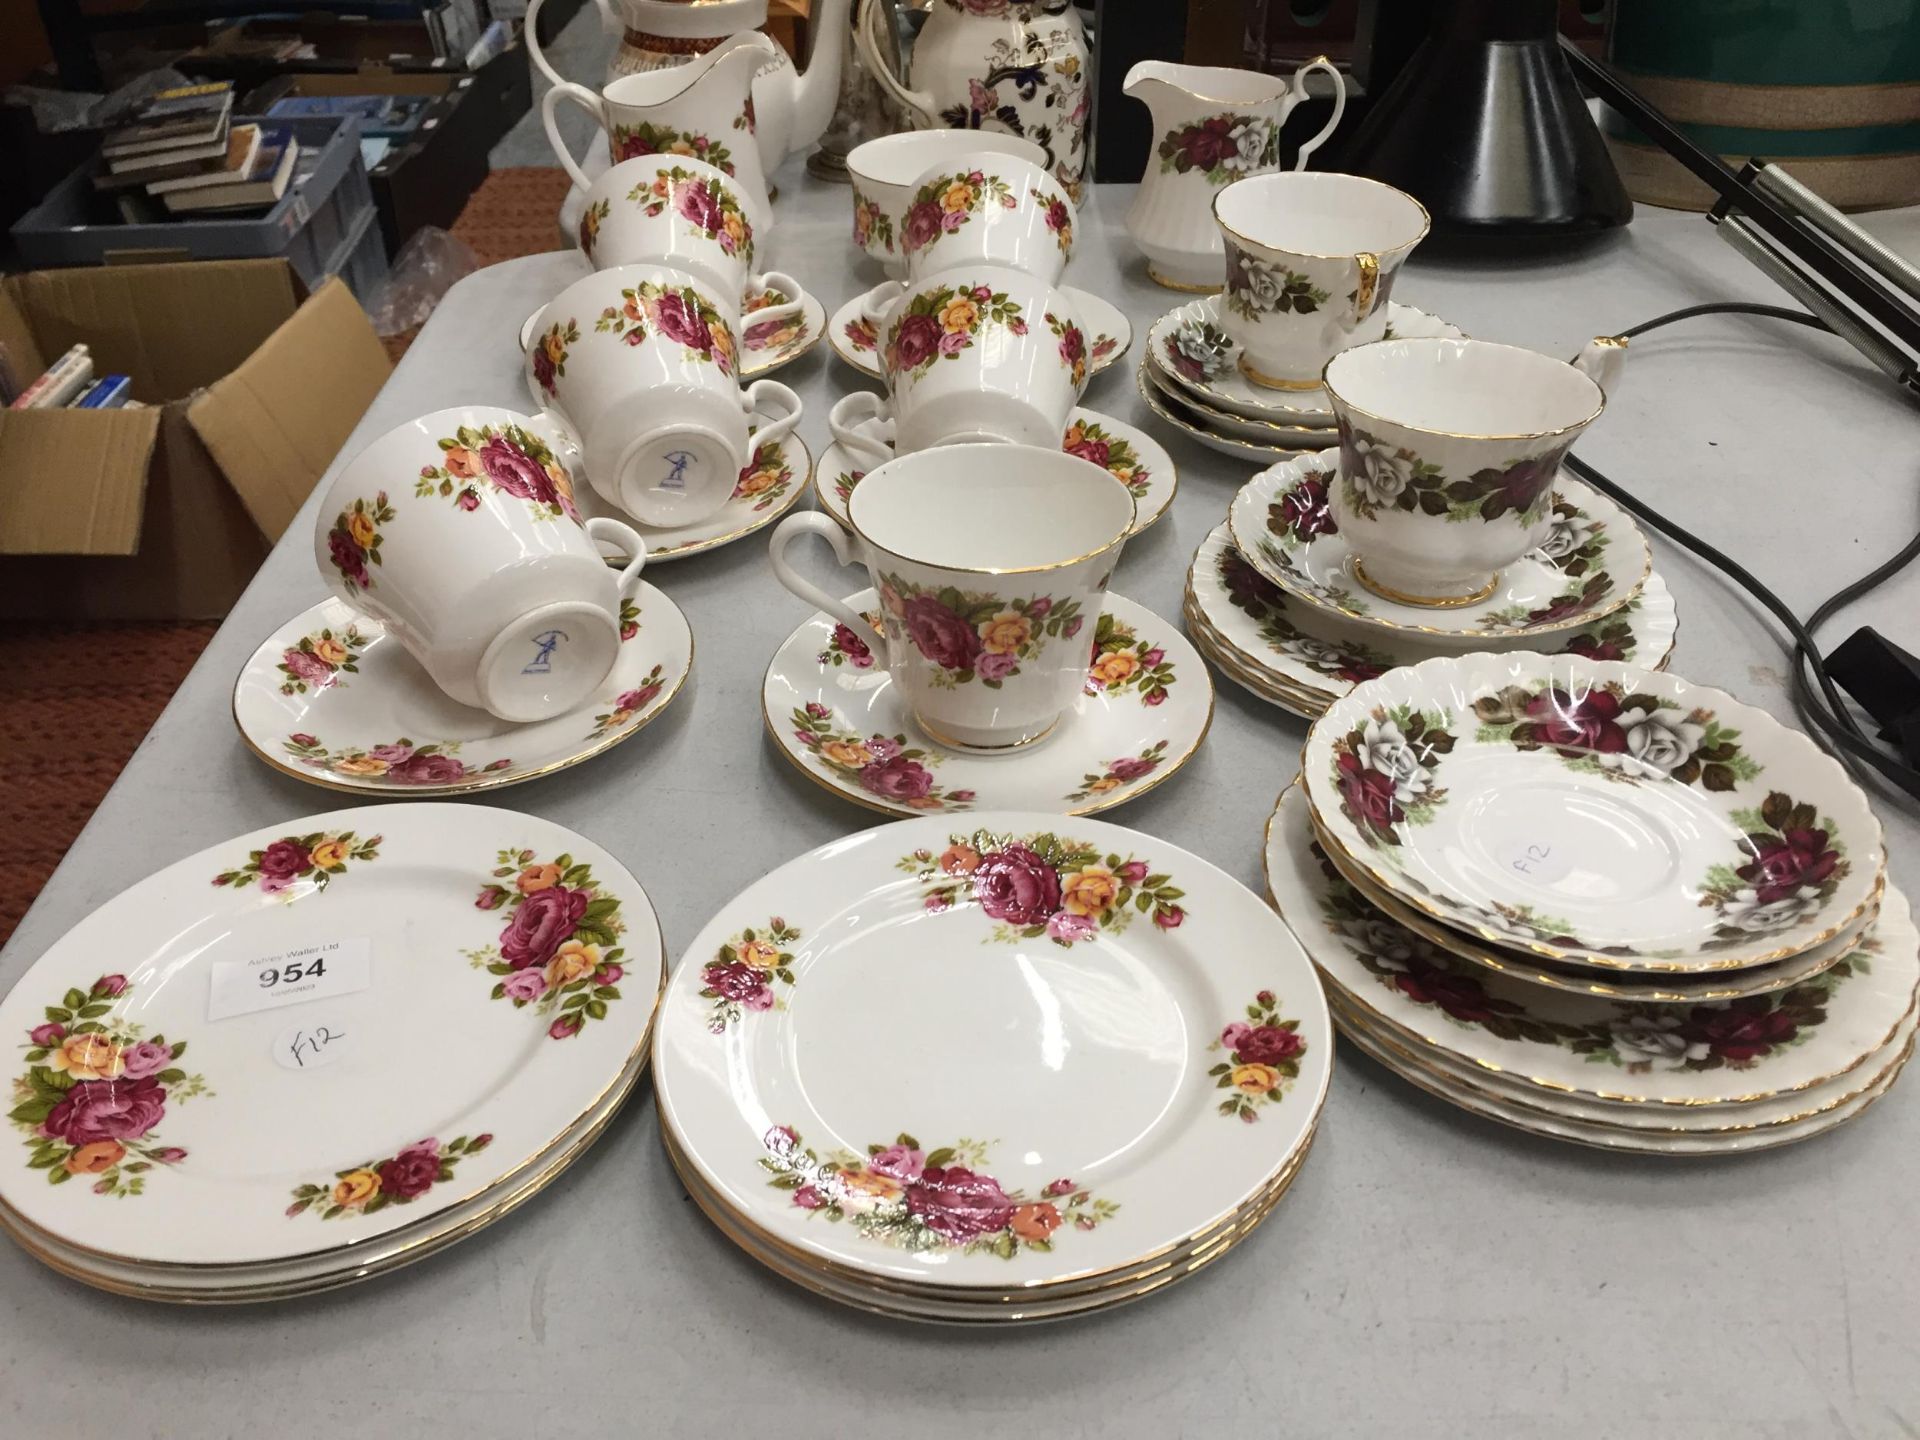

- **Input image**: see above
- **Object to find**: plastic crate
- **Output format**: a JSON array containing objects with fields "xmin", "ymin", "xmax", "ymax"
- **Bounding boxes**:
[
  {"xmin": 10, "ymin": 116, "xmax": 377, "ymax": 296},
  {"xmin": 332, "ymin": 206, "xmax": 392, "ymax": 307}
]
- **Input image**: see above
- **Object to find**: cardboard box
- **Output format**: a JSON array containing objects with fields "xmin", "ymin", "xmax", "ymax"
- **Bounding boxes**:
[{"xmin": 0, "ymin": 259, "xmax": 390, "ymax": 620}]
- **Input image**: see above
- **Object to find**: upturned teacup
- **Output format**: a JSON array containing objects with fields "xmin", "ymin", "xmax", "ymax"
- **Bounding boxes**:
[
  {"xmin": 899, "ymin": 150, "xmax": 1077, "ymax": 285},
  {"xmin": 315, "ymin": 406, "xmax": 647, "ymax": 722},
  {"xmin": 1322, "ymin": 337, "xmax": 1609, "ymax": 606},
  {"xmin": 847, "ymin": 131, "xmax": 1048, "ymax": 277},
  {"xmin": 768, "ymin": 445, "xmax": 1135, "ymax": 750},
  {"xmin": 854, "ymin": 264, "xmax": 1089, "ymax": 452},
  {"xmin": 573, "ymin": 155, "xmax": 807, "ymax": 326},
  {"xmin": 522, "ymin": 263, "xmax": 802, "ymax": 528},
  {"xmin": 1212, "ymin": 173, "xmax": 1428, "ymax": 391}
]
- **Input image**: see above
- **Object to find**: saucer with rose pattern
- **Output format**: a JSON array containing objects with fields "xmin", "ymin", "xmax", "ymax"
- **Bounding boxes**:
[
  {"xmin": 815, "ymin": 406, "xmax": 1176, "ymax": 537},
  {"xmin": 763, "ymin": 590, "xmax": 1212, "ymax": 817},
  {"xmin": 568, "ymin": 425, "xmax": 813, "ymax": 563},
  {"xmin": 234, "ymin": 593, "xmax": 692, "ymax": 795},
  {"xmin": 828, "ymin": 285, "xmax": 1131, "ymax": 382},
  {"xmin": 1229, "ymin": 452, "xmax": 1652, "ymax": 642}
]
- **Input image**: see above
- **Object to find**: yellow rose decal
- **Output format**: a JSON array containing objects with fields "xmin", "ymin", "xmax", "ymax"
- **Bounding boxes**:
[
  {"xmin": 309, "ymin": 839, "xmax": 349, "ymax": 871},
  {"xmin": 938, "ymin": 297, "xmax": 979, "ymax": 334},
  {"xmin": 821, "ymin": 739, "xmax": 873, "ymax": 768},
  {"xmin": 311, "ymin": 637, "xmax": 347, "ymax": 665},
  {"xmin": 545, "ymin": 939, "xmax": 601, "ymax": 988},
  {"xmin": 1061, "ymin": 865, "xmax": 1120, "ymax": 917},
  {"xmin": 517, "ymin": 862, "xmax": 562, "ymax": 894},
  {"xmin": 838, "ymin": 1167, "xmax": 903, "ymax": 1204},
  {"xmin": 443, "ymin": 446, "xmax": 480, "ymax": 479},
  {"xmin": 347, "ymin": 512, "xmax": 376, "ymax": 548},
  {"xmin": 1231, "ymin": 1063, "xmax": 1280, "ymax": 1095},
  {"xmin": 1090, "ymin": 652, "xmax": 1140, "ymax": 686},
  {"xmin": 977, "ymin": 611, "xmax": 1032, "ymax": 655},
  {"xmin": 735, "ymin": 938, "xmax": 782, "ymax": 971},
  {"xmin": 940, "ymin": 180, "xmax": 977, "ymax": 213},
  {"xmin": 333, "ymin": 755, "xmax": 389, "ymax": 776},
  {"xmin": 49, "ymin": 1033, "xmax": 124, "ymax": 1081},
  {"xmin": 332, "ymin": 1170, "xmax": 381, "ymax": 1208}
]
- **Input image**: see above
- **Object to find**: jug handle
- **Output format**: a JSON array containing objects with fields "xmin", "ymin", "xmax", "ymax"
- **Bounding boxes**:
[
  {"xmin": 1287, "ymin": 56, "xmax": 1348, "ymax": 171},
  {"xmin": 592, "ymin": 0, "xmax": 621, "ymax": 36},
  {"xmin": 526, "ymin": 0, "xmax": 565, "ymax": 89},
  {"xmin": 855, "ymin": 0, "xmax": 936, "ymax": 124},
  {"xmin": 541, "ymin": 81, "xmax": 610, "ymax": 194},
  {"xmin": 1572, "ymin": 335, "xmax": 1629, "ymax": 400}
]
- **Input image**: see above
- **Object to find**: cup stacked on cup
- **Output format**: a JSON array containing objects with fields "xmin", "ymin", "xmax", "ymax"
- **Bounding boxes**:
[{"xmin": 521, "ymin": 153, "xmax": 807, "ymax": 529}]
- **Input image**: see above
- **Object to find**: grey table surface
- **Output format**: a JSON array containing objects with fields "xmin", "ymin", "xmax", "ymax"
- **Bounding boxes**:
[{"xmin": 5, "ymin": 172, "xmax": 1920, "ymax": 1440}]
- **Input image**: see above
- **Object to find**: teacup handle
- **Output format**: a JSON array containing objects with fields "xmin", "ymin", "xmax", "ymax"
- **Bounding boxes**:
[
  {"xmin": 768, "ymin": 513, "xmax": 887, "ymax": 656},
  {"xmin": 742, "ymin": 379, "xmax": 804, "ymax": 462},
  {"xmin": 856, "ymin": 279, "xmax": 906, "ymax": 331},
  {"xmin": 1352, "ymin": 253, "xmax": 1381, "ymax": 322},
  {"xmin": 1572, "ymin": 335, "xmax": 1629, "ymax": 399},
  {"xmin": 854, "ymin": 0, "xmax": 937, "ymax": 124},
  {"xmin": 585, "ymin": 517, "xmax": 648, "ymax": 598},
  {"xmin": 744, "ymin": 270, "xmax": 808, "ymax": 330},
  {"xmin": 1287, "ymin": 56, "xmax": 1348, "ymax": 171},
  {"xmin": 542, "ymin": 81, "xmax": 608, "ymax": 193},
  {"xmin": 518, "ymin": 304, "xmax": 546, "ymax": 354},
  {"xmin": 829, "ymin": 392, "xmax": 895, "ymax": 467}
]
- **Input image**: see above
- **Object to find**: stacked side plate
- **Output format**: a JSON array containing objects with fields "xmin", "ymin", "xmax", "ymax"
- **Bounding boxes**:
[
  {"xmin": 653, "ymin": 811, "xmax": 1330, "ymax": 1322},
  {"xmin": 1137, "ymin": 297, "xmax": 1465, "ymax": 461},
  {"xmin": 0, "ymin": 804, "xmax": 664, "ymax": 1300},
  {"xmin": 1269, "ymin": 652, "xmax": 1912, "ymax": 1152},
  {"xmin": 1184, "ymin": 450, "xmax": 1678, "ymax": 720}
]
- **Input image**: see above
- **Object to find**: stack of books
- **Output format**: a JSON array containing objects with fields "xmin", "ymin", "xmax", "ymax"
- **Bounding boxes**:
[
  {"xmin": 95, "ymin": 83, "xmax": 299, "ymax": 218},
  {"xmin": 2, "ymin": 344, "xmax": 134, "ymax": 412}
]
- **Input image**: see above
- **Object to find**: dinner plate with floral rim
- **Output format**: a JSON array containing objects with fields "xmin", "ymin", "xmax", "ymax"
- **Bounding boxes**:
[
  {"xmin": 1228, "ymin": 453, "xmax": 1652, "ymax": 641},
  {"xmin": 1136, "ymin": 362, "xmax": 1333, "ymax": 460},
  {"xmin": 1329, "ymin": 989, "xmax": 1917, "ymax": 1134},
  {"xmin": 1334, "ymin": 997, "xmax": 1914, "ymax": 1155},
  {"xmin": 652, "ymin": 810, "xmax": 1331, "ymax": 1288},
  {"xmin": 1302, "ymin": 653, "xmax": 1887, "ymax": 971},
  {"xmin": 660, "ymin": 1114, "xmax": 1314, "ymax": 1307},
  {"xmin": 1264, "ymin": 783, "xmax": 1915, "ymax": 1105},
  {"xmin": 1, "ymin": 1035, "xmax": 654, "ymax": 1296},
  {"xmin": 233, "ymin": 594, "xmax": 692, "ymax": 796},
  {"xmin": 662, "ymin": 1122, "xmax": 1306, "ymax": 1322},
  {"xmin": 520, "ymin": 280, "xmax": 824, "ymax": 382},
  {"xmin": 828, "ymin": 285, "xmax": 1131, "ymax": 382},
  {"xmin": 764, "ymin": 591, "xmax": 1211, "ymax": 817},
  {"xmin": 1319, "ymin": 832, "xmax": 1880, "ymax": 1004},
  {"xmin": 813, "ymin": 407, "xmax": 1177, "ymax": 537},
  {"xmin": 1186, "ymin": 522, "xmax": 1676, "ymax": 706},
  {"xmin": 0, "ymin": 804, "xmax": 665, "ymax": 1265},
  {"xmin": 572, "ymin": 424, "xmax": 813, "ymax": 563},
  {"xmin": 1152, "ymin": 299, "xmax": 1466, "ymax": 423}
]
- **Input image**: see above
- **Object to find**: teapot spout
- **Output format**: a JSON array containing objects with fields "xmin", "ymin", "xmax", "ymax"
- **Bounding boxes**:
[{"xmin": 787, "ymin": 0, "xmax": 851, "ymax": 153}]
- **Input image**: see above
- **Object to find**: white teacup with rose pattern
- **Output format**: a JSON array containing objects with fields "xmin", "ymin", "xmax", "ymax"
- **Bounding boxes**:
[
  {"xmin": 1323, "ymin": 336, "xmax": 1612, "ymax": 606},
  {"xmin": 899, "ymin": 150, "xmax": 1077, "ymax": 285},
  {"xmin": 315, "ymin": 406, "xmax": 647, "ymax": 723},
  {"xmin": 848, "ymin": 130, "xmax": 1047, "ymax": 277},
  {"xmin": 523, "ymin": 263, "xmax": 803, "ymax": 529},
  {"xmin": 768, "ymin": 444, "xmax": 1135, "ymax": 751}
]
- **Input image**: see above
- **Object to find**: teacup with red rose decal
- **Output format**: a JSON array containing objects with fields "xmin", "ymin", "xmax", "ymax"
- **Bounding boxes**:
[
  {"xmin": 847, "ymin": 130, "xmax": 1047, "ymax": 277},
  {"xmin": 897, "ymin": 150, "xmax": 1078, "ymax": 286},
  {"xmin": 1322, "ymin": 337, "xmax": 1622, "ymax": 608},
  {"xmin": 522, "ymin": 263, "xmax": 804, "ymax": 529},
  {"xmin": 768, "ymin": 445, "xmax": 1136, "ymax": 751},
  {"xmin": 313, "ymin": 406, "xmax": 647, "ymax": 723}
]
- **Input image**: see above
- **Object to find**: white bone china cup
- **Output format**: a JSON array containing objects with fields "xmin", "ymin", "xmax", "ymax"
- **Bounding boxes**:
[
  {"xmin": 847, "ymin": 130, "xmax": 1047, "ymax": 276},
  {"xmin": 899, "ymin": 150, "xmax": 1077, "ymax": 284},
  {"xmin": 314, "ymin": 406, "xmax": 646, "ymax": 723}
]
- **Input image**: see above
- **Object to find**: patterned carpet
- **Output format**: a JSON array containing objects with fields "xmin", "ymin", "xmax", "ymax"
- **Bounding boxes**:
[{"xmin": 0, "ymin": 168, "xmax": 570, "ymax": 948}]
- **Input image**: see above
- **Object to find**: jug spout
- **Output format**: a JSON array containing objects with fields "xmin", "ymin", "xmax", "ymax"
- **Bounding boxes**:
[
  {"xmin": 1123, "ymin": 60, "xmax": 1287, "ymax": 108},
  {"xmin": 787, "ymin": 0, "xmax": 851, "ymax": 154}
]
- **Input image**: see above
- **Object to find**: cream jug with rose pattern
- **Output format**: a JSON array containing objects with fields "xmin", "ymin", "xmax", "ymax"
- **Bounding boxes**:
[{"xmin": 1123, "ymin": 60, "xmax": 1347, "ymax": 291}]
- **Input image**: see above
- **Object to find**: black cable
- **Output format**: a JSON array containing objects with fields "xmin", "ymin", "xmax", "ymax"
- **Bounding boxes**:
[{"xmin": 1560, "ymin": 301, "xmax": 1920, "ymax": 805}]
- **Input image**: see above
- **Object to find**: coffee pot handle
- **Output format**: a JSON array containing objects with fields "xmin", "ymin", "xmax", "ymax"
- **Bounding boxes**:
[
  {"xmin": 855, "ymin": 0, "xmax": 937, "ymax": 124},
  {"xmin": 768, "ymin": 513, "xmax": 889, "ymax": 658},
  {"xmin": 1287, "ymin": 56, "xmax": 1348, "ymax": 171},
  {"xmin": 542, "ymin": 82, "xmax": 609, "ymax": 193},
  {"xmin": 1572, "ymin": 335, "xmax": 1629, "ymax": 399}
]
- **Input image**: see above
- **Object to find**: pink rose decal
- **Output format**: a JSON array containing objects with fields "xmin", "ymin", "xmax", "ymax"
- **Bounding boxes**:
[
  {"xmin": 119, "ymin": 1040, "xmax": 172, "ymax": 1080},
  {"xmin": 479, "ymin": 434, "xmax": 558, "ymax": 509},
  {"xmin": 972, "ymin": 844, "xmax": 1062, "ymax": 926},
  {"xmin": 500, "ymin": 885, "xmax": 590, "ymax": 971},
  {"xmin": 903, "ymin": 595, "xmax": 981, "ymax": 672},
  {"xmin": 859, "ymin": 755, "xmax": 933, "ymax": 801},
  {"xmin": 41, "ymin": 1076, "xmax": 168, "ymax": 1146},
  {"xmin": 906, "ymin": 1165, "xmax": 1016, "ymax": 1243},
  {"xmin": 387, "ymin": 752, "xmax": 469, "ymax": 785}
]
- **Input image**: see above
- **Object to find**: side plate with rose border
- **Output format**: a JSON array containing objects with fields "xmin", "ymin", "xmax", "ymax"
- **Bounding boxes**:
[
  {"xmin": 653, "ymin": 809, "xmax": 1331, "ymax": 1292},
  {"xmin": 233, "ymin": 593, "xmax": 692, "ymax": 796},
  {"xmin": 763, "ymin": 591, "xmax": 1211, "ymax": 817},
  {"xmin": 1136, "ymin": 360, "xmax": 1334, "ymax": 459},
  {"xmin": 0, "ymin": 803, "xmax": 664, "ymax": 1267},
  {"xmin": 572, "ymin": 423, "xmax": 814, "ymax": 563}
]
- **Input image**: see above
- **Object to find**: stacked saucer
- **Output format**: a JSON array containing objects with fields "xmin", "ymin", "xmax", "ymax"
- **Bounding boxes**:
[
  {"xmin": 0, "ymin": 805, "xmax": 664, "ymax": 1298},
  {"xmin": 654, "ymin": 811, "xmax": 1330, "ymax": 1323},
  {"xmin": 1137, "ymin": 297, "xmax": 1466, "ymax": 461},
  {"xmin": 1185, "ymin": 449, "xmax": 1676, "ymax": 719},
  {"xmin": 1267, "ymin": 652, "xmax": 1912, "ymax": 1153}
]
